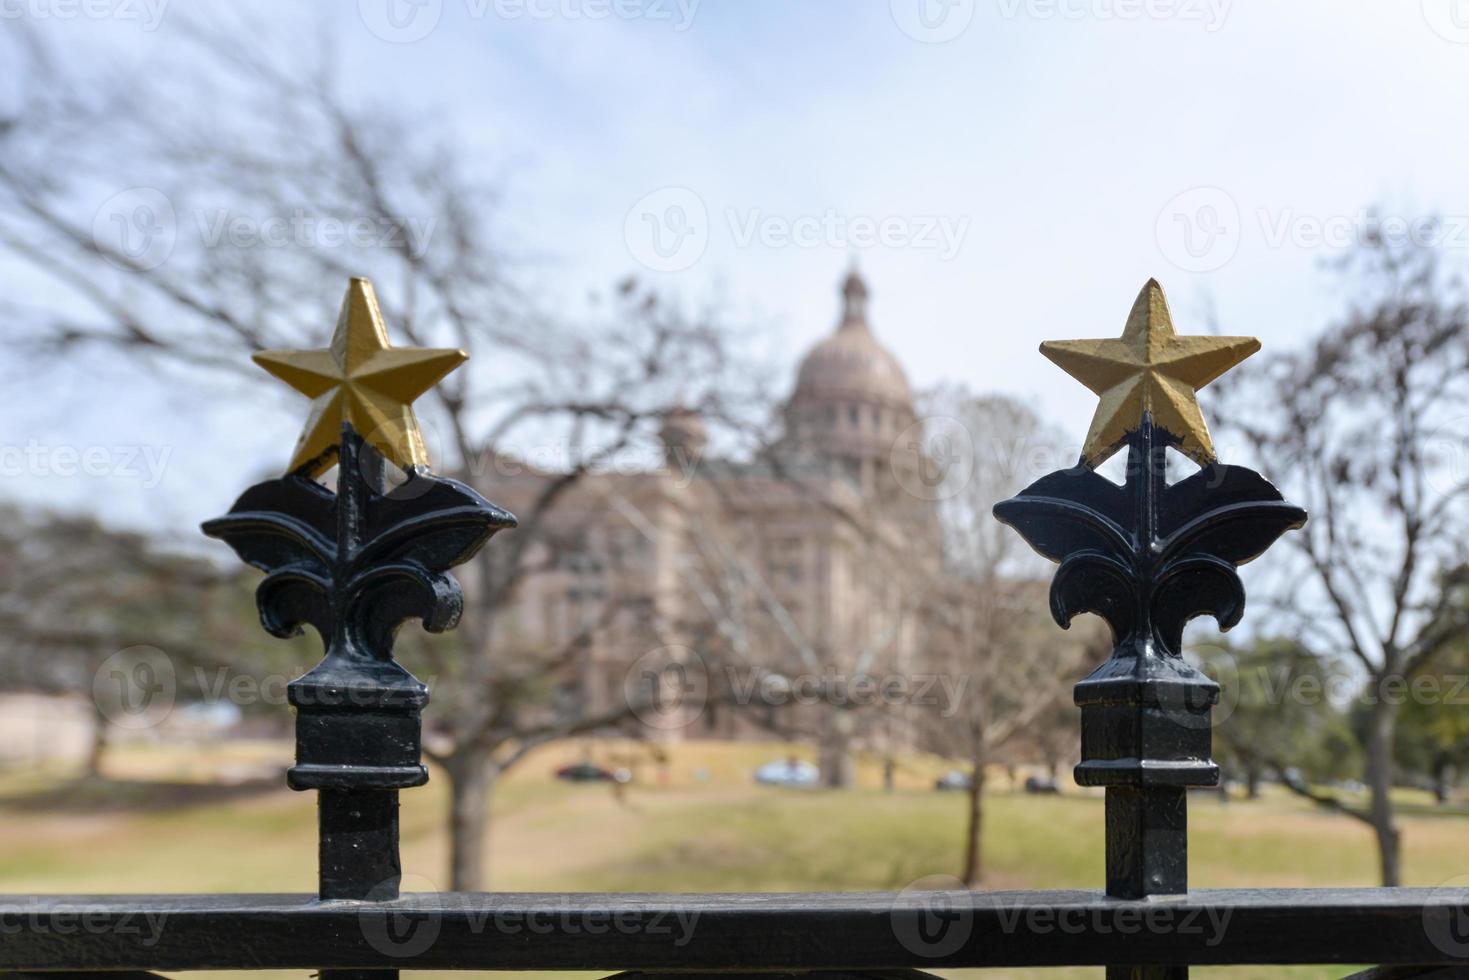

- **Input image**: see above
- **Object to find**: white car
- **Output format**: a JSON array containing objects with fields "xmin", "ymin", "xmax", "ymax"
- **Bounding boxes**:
[{"xmin": 754, "ymin": 759, "xmax": 820, "ymax": 788}]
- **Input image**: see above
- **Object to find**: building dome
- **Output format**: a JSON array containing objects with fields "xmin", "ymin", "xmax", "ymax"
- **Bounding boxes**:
[
  {"xmin": 791, "ymin": 269, "xmax": 913, "ymax": 409},
  {"xmin": 782, "ymin": 270, "xmax": 920, "ymax": 500}
]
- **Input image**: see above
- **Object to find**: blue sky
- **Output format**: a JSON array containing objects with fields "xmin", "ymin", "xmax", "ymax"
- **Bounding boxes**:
[{"xmin": 8, "ymin": 0, "xmax": 1469, "ymax": 534}]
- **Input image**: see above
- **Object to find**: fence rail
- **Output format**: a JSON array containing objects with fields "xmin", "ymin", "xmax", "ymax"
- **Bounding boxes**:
[{"xmin": 0, "ymin": 889, "xmax": 1463, "ymax": 972}]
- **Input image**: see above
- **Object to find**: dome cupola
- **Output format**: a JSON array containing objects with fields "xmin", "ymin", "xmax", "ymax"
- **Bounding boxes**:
[{"xmin": 782, "ymin": 269, "xmax": 919, "ymax": 498}]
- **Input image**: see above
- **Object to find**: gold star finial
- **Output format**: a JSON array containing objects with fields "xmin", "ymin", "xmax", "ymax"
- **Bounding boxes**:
[
  {"xmin": 253, "ymin": 278, "xmax": 467, "ymax": 476},
  {"xmin": 1040, "ymin": 279, "xmax": 1260, "ymax": 467}
]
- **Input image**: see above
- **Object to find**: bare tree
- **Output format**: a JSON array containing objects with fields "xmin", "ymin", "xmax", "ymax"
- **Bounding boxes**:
[
  {"xmin": 1216, "ymin": 230, "xmax": 1469, "ymax": 885},
  {"xmin": 648, "ymin": 468, "xmax": 933, "ymax": 786},
  {"xmin": 917, "ymin": 390, "xmax": 1095, "ymax": 886},
  {"xmin": 0, "ymin": 18, "xmax": 768, "ymax": 888},
  {"xmin": 0, "ymin": 505, "xmax": 299, "ymax": 775}
]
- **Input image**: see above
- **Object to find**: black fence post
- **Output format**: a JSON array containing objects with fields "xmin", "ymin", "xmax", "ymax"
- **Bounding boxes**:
[
  {"xmin": 202, "ymin": 277, "xmax": 515, "ymax": 979},
  {"xmin": 993, "ymin": 280, "xmax": 1306, "ymax": 980},
  {"xmin": 1071, "ymin": 422, "xmax": 1218, "ymax": 980}
]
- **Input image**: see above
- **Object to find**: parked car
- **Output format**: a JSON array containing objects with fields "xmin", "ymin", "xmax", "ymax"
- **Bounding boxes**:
[
  {"xmin": 934, "ymin": 770, "xmax": 972, "ymax": 791},
  {"xmin": 754, "ymin": 758, "xmax": 820, "ymax": 788},
  {"xmin": 1024, "ymin": 774, "xmax": 1061, "ymax": 795},
  {"xmin": 555, "ymin": 762, "xmax": 616, "ymax": 782}
]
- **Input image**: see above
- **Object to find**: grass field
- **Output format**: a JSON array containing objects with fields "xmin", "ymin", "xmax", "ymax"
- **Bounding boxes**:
[{"xmin": 2, "ymin": 738, "xmax": 1466, "ymax": 980}]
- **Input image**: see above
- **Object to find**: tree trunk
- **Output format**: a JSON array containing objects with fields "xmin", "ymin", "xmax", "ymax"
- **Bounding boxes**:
[
  {"xmin": 86, "ymin": 702, "xmax": 110, "ymax": 779},
  {"xmin": 961, "ymin": 754, "xmax": 987, "ymax": 887},
  {"xmin": 1246, "ymin": 765, "xmax": 1261, "ymax": 800},
  {"xmin": 1433, "ymin": 756, "xmax": 1453, "ymax": 805},
  {"xmin": 445, "ymin": 752, "xmax": 498, "ymax": 891},
  {"xmin": 1364, "ymin": 694, "xmax": 1402, "ymax": 887},
  {"xmin": 818, "ymin": 710, "xmax": 855, "ymax": 789}
]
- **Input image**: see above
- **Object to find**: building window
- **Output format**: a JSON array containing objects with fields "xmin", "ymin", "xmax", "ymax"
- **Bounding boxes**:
[{"xmin": 849, "ymin": 405, "xmax": 860, "ymax": 428}]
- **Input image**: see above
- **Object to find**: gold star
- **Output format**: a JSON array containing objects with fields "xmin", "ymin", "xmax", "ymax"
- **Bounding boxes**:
[
  {"xmin": 253, "ymin": 278, "xmax": 467, "ymax": 476},
  {"xmin": 1041, "ymin": 279, "xmax": 1260, "ymax": 467}
]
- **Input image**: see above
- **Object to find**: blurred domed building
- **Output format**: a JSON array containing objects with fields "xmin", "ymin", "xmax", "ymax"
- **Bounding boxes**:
[
  {"xmin": 781, "ymin": 269, "xmax": 924, "ymax": 503},
  {"xmin": 490, "ymin": 270, "xmax": 938, "ymax": 780}
]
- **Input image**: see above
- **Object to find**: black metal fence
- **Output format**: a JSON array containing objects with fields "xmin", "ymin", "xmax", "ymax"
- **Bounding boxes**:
[{"xmin": 3, "ymin": 279, "xmax": 1467, "ymax": 979}]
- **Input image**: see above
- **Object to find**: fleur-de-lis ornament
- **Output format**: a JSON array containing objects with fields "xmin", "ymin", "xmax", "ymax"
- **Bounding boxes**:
[
  {"xmin": 203, "ymin": 278, "xmax": 515, "ymax": 808},
  {"xmin": 994, "ymin": 279, "xmax": 1305, "ymax": 658}
]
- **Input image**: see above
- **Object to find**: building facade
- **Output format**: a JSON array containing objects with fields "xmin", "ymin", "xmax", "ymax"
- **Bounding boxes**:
[{"xmin": 487, "ymin": 270, "xmax": 939, "ymax": 768}]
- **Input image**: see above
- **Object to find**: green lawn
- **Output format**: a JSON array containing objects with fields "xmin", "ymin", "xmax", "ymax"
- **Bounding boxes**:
[{"xmin": 1, "ymin": 738, "xmax": 1465, "ymax": 980}]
